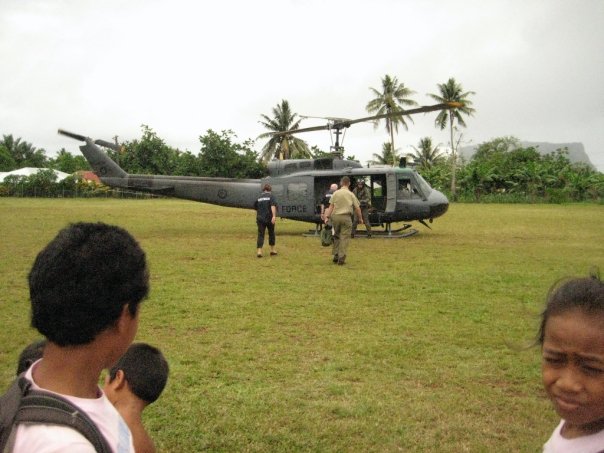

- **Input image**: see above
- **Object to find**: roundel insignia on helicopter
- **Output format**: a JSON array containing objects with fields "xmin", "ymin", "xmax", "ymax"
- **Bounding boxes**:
[
  {"xmin": 218, "ymin": 189, "xmax": 228, "ymax": 199},
  {"xmin": 99, "ymin": 166, "xmax": 108, "ymax": 176}
]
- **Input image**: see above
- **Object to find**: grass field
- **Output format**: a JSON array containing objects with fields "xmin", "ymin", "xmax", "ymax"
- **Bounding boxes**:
[{"xmin": 0, "ymin": 198, "xmax": 602, "ymax": 452}]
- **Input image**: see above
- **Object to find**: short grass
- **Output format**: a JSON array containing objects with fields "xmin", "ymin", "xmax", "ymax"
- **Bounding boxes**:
[{"xmin": 1, "ymin": 198, "xmax": 602, "ymax": 452}]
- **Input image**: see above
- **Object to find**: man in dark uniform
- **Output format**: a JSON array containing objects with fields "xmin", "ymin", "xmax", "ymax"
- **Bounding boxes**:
[
  {"xmin": 253, "ymin": 183, "xmax": 278, "ymax": 258},
  {"xmin": 320, "ymin": 183, "xmax": 338, "ymax": 223},
  {"xmin": 352, "ymin": 179, "xmax": 372, "ymax": 238}
]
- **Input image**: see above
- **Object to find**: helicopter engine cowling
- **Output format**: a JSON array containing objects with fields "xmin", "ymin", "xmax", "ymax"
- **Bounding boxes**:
[{"xmin": 267, "ymin": 157, "xmax": 362, "ymax": 177}]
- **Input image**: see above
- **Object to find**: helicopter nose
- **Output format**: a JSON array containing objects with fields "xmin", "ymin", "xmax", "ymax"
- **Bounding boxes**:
[{"xmin": 429, "ymin": 191, "xmax": 449, "ymax": 219}]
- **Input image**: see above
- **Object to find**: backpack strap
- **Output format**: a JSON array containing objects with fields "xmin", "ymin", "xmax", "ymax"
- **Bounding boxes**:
[
  {"xmin": 2, "ymin": 377, "xmax": 112, "ymax": 453},
  {"xmin": 0, "ymin": 378, "xmax": 26, "ymax": 453}
]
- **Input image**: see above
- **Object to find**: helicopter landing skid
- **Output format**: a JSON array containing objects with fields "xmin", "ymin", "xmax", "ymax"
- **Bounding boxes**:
[
  {"xmin": 303, "ymin": 223, "xmax": 419, "ymax": 238},
  {"xmin": 355, "ymin": 223, "xmax": 419, "ymax": 238}
]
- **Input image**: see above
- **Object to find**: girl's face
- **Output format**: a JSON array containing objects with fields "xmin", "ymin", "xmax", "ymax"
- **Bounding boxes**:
[{"xmin": 542, "ymin": 309, "xmax": 604, "ymax": 437}]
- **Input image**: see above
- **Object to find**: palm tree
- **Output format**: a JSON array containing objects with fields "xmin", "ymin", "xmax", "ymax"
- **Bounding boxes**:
[
  {"xmin": 411, "ymin": 137, "xmax": 444, "ymax": 169},
  {"xmin": 368, "ymin": 142, "xmax": 400, "ymax": 166},
  {"xmin": 257, "ymin": 100, "xmax": 311, "ymax": 162},
  {"xmin": 427, "ymin": 78, "xmax": 475, "ymax": 198},
  {"xmin": 366, "ymin": 75, "xmax": 417, "ymax": 154},
  {"xmin": 0, "ymin": 134, "xmax": 48, "ymax": 168}
]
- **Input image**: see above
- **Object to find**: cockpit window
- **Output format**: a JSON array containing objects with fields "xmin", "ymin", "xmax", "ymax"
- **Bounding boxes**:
[
  {"xmin": 397, "ymin": 174, "xmax": 432, "ymax": 199},
  {"xmin": 397, "ymin": 178, "xmax": 413, "ymax": 199},
  {"xmin": 398, "ymin": 179, "xmax": 411, "ymax": 192},
  {"xmin": 414, "ymin": 173, "xmax": 433, "ymax": 197}
]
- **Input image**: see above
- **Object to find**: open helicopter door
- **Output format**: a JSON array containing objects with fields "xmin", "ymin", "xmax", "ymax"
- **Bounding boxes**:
[
  {"xmin": 368, "ymin": 175, "xmax": 385, "ymax": 212},
  {"xmin": 385, "ymin": 172, "xmax": 398, "ymax": 213}
]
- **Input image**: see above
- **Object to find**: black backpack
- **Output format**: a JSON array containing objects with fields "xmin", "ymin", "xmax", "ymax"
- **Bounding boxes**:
[{"xmin": 0, "ymin": 376, "xmax": 111, "ymax": 453}]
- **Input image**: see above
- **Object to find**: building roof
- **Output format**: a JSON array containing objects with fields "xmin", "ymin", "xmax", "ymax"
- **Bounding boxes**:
[
  {"xmin": 75, "ymin": 170, "xmax": 101, "ymax": 183},
  {"xmin": 0, "ymin": 167, "xmax": 71, "ymax": 183}
]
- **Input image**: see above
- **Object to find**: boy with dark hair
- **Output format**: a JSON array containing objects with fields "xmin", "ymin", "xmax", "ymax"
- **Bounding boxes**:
[
  {"xmin": 13, "ymin": 221, "xmax": 149, "ymax": 452},
  {"xmin": 104, "ymin": 343, "xmax": 169, "ymax": 453}
]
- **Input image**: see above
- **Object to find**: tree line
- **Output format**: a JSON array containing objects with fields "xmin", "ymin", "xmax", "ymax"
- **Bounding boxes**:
[
  {"xmin": 417, "ymin": 137, "xmax": 603, "ymax": 202},
  {"xmin": 1, "ymin": 75, "xmax": 602, "ymax": 202},
  {"xmin": 0, "ymin": 127, "xmax": 265, "ymax": 178}
]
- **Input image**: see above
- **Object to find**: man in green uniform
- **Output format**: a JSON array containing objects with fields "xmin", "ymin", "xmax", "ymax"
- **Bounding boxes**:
[
  {"xmin": 323, "ymin": 176, "xmax": 363, "ymax": 265},
  {"xmin": 352, "ymin": 179, "xmax": 372, "ymax": 238}
]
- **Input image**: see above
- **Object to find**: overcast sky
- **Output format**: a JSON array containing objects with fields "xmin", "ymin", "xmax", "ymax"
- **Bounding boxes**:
[{"xmin": 1, "ymin": 0, "xmax": 603, "ymax": 170}]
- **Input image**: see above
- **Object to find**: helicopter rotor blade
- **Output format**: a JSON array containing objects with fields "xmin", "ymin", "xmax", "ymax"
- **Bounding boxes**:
[
  {"xmin": 271, "ymin": 124, "xmax": 333, "ymax": 137},
  {"xmin": 57, "ymin": 129, "xmax": 121, "ymax": 151},
  {"xmin": 58, "ymin": 129, "xmax": 88, "ymax": 142},
  {"xmin": 274, "ymin": 102, "xmax": 462, "ymax": 137},
  {"xmin": 58, "ymin": 129, "xmax": 121, "ymax": 151},
  {"xmin": 340, "ymin": 102, "xmax": 463, "ymax": 128},
  {"xmin": 299, "ymin": 115, "xmax": 352, "ymax": 122},
  {"xmin": 93, "ymin": 139, "xmax": 121, "ymax": 151}
]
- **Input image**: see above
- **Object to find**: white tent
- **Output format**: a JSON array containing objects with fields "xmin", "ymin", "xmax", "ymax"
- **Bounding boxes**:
[{"xmin": 0, "ymin": 167, "xmax": 70, "ymax": 183}]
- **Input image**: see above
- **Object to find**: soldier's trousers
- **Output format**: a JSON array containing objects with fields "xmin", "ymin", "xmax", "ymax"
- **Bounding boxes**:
[
  {"xmin": 352, "ymin": 206, "xmax": 371, "ymax": 235},
  {"xmin": 331, "ymin": 213, "xmax": 352, "ymax": 258}
]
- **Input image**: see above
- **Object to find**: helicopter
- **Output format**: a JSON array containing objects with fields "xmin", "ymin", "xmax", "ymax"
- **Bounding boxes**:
[{"xmin": 58, "ymin": 102, "xmax": 458, "ymax": 237}]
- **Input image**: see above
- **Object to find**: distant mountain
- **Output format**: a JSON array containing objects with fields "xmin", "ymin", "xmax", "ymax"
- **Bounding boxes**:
[{"xmin": 458, "ymin": 141, "xmax": 595, "ymax": 168}]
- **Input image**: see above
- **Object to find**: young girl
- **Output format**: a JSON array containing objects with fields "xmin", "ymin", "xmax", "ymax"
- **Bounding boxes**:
[{"xmin": 539, "ymin": 271, "xmax": 604, "ymax": 452}]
